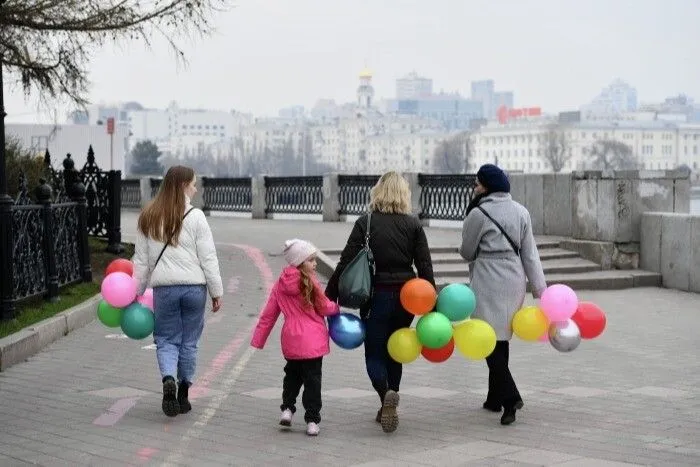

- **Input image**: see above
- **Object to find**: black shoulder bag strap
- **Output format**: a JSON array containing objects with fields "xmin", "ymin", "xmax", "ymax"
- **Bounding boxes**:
[
  {"xmin": 364, "ymin": 211, "xmax": 375, "ymax": 273},
  {"xmin": 477, "ymin": 206, "xmax": 520, "ymax": 256},
  {"xmin": 154, "ymin": 207, "xmax": 196, "ymax": 270}
]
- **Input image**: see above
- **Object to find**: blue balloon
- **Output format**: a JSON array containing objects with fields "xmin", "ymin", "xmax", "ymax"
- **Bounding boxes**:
[{"xmin": 328, "ymin": 312, "xmax": 365, "ymax": 350}]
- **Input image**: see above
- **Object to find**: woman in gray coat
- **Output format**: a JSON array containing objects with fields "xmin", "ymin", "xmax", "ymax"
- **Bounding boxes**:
[{"xmin": 458, "ymin": 164, "xmax": 547, "ymax": 426}]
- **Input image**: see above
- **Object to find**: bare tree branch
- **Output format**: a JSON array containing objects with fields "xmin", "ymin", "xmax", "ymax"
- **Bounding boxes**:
[
  {"xmin": 0, "ymin": 0, "xmax": 233, "ymax": 106},
  {"xmin": 541, "ymin": 124, "xmax": 572, "ymax": 173},
  {"xmin": 432, "ymin": 130, "xmax": 472, "ymax": 174},
  {"xmin": 586, "ymin": 139, "xmax": 639, "ymax": 170}
]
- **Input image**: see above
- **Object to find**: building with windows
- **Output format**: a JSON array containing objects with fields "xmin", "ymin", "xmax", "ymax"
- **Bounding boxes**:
[
  {"xmin": 470, "ymin": 111, "xmax": 700, "ymax": 176},
  {"xmin": 385, "ymin": 93, "xmax": 483, "ymax": 131},
  {"xmin": 127, "ymin": 101, "xmax": 252, "ymax": 155},
  {"xmin": 396, "ymin": 72, "xmax": 433, "ymax": 99},
  {"xmin": 580, "ymin": 79, "xmax": 638, "ymax": 119}
]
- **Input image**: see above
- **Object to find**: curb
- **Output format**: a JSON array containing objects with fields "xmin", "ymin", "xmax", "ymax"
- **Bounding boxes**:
[{"xmin": 0, "ymin": 293, "xmax": 101, "ymax": 372}]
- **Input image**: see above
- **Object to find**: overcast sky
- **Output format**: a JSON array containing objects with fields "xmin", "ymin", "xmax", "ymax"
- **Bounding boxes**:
[{"xmin": 5, "ymin": 0, "xmax": 699, "ymax": 123}]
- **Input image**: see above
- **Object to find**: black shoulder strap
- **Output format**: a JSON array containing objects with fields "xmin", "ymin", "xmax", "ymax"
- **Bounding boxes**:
[
  {"xmin": 364, "ymin": 211, "xmax": 371, "ymax": 248},
  {"xmin": 477, "ymin": 206, "xmax": 520, "ymax": 256},
  {"xmin": 154, "ymin": 207, "xmax": 196, "ymax": 269}
]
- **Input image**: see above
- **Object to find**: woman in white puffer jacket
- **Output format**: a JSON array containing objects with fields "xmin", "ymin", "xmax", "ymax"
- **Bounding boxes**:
[{"xmin": 133, "ymin": 165, "xmax": 223, "ymax": 418}]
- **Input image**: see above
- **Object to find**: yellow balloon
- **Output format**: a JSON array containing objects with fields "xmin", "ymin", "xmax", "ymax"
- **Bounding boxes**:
[
  {"xmin": 512, "ymin": 306, "xmax": 549, "ymax": 342},
  {"xmin": 453, "ymin": 319, "xmax": 497, "ymax": 360},
  {"xmin": 387, "ymin": 328, "xmax": 422, "ymax": 364}
]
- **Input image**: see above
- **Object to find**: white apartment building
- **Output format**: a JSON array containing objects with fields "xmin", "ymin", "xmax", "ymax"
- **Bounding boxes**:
[
  {"xmin": 470, "ymin": 114, "xmax": 700, "ymax": 177},
  {"xmin": 396, "ymin": 72, "xmax": 433, "ymax": 99},
  {"xmin": 365, "ymin": 130, "xmax": 443, "ymax": 173},
  {"xmin": 240, "ymin": 120, "xmax": 308, "ymax": 156},
  {"xmin": 128, "ymin": 101, "xmax": 252, "ymax": 155}
]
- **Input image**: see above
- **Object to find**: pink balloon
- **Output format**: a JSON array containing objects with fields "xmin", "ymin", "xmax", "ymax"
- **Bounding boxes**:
[
  {"xmin": 539, "ymin": 284, "xmax": 578, "ymax": 322},
  {"xmin": 101, "ymin": 272, "xmax": 137, "ymax": 308},
  {"xmin": 137, "ymin": 288, "xmax": 154, "ymax": 310}
]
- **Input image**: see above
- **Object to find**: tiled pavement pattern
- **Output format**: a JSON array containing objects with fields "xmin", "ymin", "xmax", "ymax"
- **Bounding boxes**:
[{"xmin": 0, "ymin": 214, "xmax": 697, "ymax": 466}]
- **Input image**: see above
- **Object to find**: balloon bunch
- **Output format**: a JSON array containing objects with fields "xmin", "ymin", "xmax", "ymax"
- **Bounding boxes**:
[
  {"xmin": 512, "ymin": 284, "xmax": 607, "ymax": 352},
  {"xmin": 387, "ymin": 279, "xmax": 498, "ymax": 364},
  {"xmin": 98, "ymin": 258, "xmax": 155, "ymax": 340}
]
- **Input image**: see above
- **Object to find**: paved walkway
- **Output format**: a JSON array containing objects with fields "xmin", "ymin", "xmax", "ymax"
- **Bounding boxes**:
[{"xmin": 0, "ymin": 213, "xmax": 698, "ymax": 466}]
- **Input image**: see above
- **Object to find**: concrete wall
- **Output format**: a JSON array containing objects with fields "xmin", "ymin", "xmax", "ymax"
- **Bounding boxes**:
[
  {"xmin": 640, "ymin": 212, "xmax": 700, "ymax": 293},
  {"xmin": 571, "ymin": 170, "xmax": 690, "ymax": 243},
  {"xmin": 510, "ymin": 173, "xmax": 572, "ymax": 237}
]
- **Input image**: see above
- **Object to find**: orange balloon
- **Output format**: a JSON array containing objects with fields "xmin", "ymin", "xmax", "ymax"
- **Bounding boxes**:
[{"xmin": 400, "ymin": 278, "xmax": 437, "ymax": 316}]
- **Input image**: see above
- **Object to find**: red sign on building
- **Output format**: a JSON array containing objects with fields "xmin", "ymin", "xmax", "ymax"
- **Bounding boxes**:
[
  {"xmin": 106, "ymin": 117, "xmax": 115, "ymax": 135},
  {"xmin": 497, "ymin": 105, "xmax": 542, "ymax": 124}
]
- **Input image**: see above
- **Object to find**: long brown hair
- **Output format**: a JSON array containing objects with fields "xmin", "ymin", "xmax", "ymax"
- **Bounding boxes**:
[
  {"xmin": 137, "ymin": 165, "xmax": 195, "ymax": 245},
  {"xmin": 300, "ymin": 266, "xmax": 328, "ymax": 316},
  {"xmin": 299, "ymin": 267, "xmax": 316, "ymax": 308}
]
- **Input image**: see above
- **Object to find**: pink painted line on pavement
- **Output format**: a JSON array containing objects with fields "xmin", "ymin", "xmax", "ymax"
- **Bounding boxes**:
[
  {"xmin": 129, "ymin": 243, "xmax": 275, "ymax": 462},
  {"xmin": 93, "ymin": 397, "xmax": 140, "ymax": 427},
  {"xmin": 136, "ymin": 447, "xmax": 159, "ymax": 462}
]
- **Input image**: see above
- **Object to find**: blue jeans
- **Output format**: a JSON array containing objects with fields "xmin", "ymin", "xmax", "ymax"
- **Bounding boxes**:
[
  {"xmin": 362, "ymin": 287, "xmax": 415, "ymax": 403},
  {"xmin": 153, "ymin": 285, "xmax": 207, "ymax": 384}
]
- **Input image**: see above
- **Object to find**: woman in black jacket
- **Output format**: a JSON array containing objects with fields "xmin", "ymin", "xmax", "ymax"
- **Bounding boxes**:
[{"xmin": 325, "ymin": 171, "xmax": 435, "ymax": 434}]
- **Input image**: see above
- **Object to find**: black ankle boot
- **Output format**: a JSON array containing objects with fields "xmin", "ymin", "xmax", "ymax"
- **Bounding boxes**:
[
  {"xmin": 178, "ymin": 381, "xmax": 192, "ymax": 414},
  {"xmin": 162, "ymin": 376, "xmax": 179, "ymax": 417},
  {"xmin": 501, "ymin": 407, "xmax": 516, "ymax": 425}
]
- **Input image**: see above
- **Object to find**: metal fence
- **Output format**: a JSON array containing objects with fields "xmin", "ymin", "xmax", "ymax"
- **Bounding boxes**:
[
  {"xmin": 121, "ymin": 179, "xmax": 141, "ymax": 208},
  {"xmin": 264, "ymin": 176, "xmax": 323, "ymax": 215},
  {"xmin": 418, "ymin": 174, "xmax": 478, "ymax": 220},
  {"xmin": 119, "ymin": 173, "xmax": 478, "ymax": 221},
  {"xmin": 9, "ymin": 168, "xmax": 91, "ymax": 306},
  {"xmin": 1, "ymin": 147, "xmax": 121, "ymax": 320},
  {"xmin": 202, "ymin": 177, "xmax": 252, "ymax": 212}
]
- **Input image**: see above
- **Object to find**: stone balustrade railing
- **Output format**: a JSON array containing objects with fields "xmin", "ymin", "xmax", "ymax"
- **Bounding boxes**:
[{"xmin": 121, "ymin": 170, "xmax": 690, "ymax": 268}]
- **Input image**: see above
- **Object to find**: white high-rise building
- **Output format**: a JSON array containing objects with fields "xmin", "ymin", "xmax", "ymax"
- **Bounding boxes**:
[
  {"xmin": 581, "ymin": 79, "xmax": 638, "ymax": 119},
  {"xmin": 396, "ymin": 72, "xmax": 433, "ymax": 99}
]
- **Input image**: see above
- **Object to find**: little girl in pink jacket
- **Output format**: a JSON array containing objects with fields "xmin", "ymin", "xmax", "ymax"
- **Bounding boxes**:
[{"xmin": 250, "ymin": 239, "xmax": 340, "ymax": 436}]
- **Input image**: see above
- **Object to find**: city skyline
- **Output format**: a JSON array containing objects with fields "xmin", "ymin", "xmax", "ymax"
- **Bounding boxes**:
[{"xmin": 4, "ymin": 0, "xmax": 699, "ymax": 123}]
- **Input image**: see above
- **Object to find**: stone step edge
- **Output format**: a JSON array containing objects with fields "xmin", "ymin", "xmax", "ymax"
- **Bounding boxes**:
[
  {"xmin": 430, "ymin": 251, "xmax": 580, "ymax": 264},
  {"xmin": 433, "ymin": 264, "xmax": 602, "ymax": 277},
  {"xmin": 435, "ymin": 271, "xmax": 661, "ymax": 291},
  {"xmin": 322, "ymin": 240, "xmax": 561, "ymax": 256}
]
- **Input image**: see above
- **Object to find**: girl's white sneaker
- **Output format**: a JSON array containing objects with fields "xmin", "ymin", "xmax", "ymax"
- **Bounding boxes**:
[{"xmin": 306, "ymin": 422, "xmax": 320, "ymax": 436}]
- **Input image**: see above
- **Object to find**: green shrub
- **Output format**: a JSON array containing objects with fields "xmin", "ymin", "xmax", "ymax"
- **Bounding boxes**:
[{"xmin": 5, "ymin": 137, "xmax": 46, "ymax": 199}]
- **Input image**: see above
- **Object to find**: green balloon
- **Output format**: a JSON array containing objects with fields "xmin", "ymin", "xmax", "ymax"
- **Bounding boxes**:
[
  {"xmin": 120, "ymin": 303, "xmax": 155, "ymax": 340},
  {"xmin": 436, "ymin": 283, "xmax": 476, "ymax": 322},
  {"xmin": 97, "ymin": 300, "xmax": 122, "ymax": 328},
  {"xmin": 416, "ymin": 312, "xmax": 453, "ymax": 349}
]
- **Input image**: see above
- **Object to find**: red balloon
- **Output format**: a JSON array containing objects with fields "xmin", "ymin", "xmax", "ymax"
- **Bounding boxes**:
[
  {"xmin": 106, "ymin": 258, "xmax": 134, "ymax": 277},
  {"xmin": 421, "ymin": 338, "xmax": 455, "ymax": 363},
  {"xmin": 571, "ymin": 302, "xmax": 606, "ymax": 339}
]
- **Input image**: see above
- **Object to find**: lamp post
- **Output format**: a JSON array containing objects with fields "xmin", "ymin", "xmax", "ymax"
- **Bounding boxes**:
[{"xmin": 0, "ymin": 3, "xmax": 17, "ymax": 319}]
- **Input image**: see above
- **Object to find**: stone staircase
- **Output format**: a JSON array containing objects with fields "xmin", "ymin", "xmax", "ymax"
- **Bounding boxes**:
[{"xmin": 319, "ymin": 238, "xmax": 662, "ymax": 291}]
